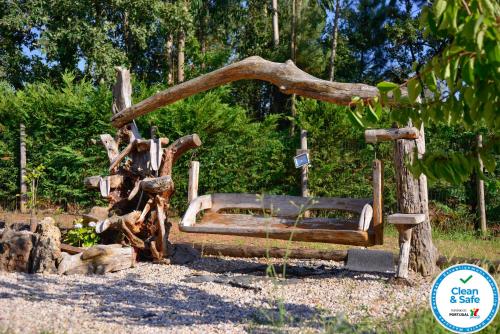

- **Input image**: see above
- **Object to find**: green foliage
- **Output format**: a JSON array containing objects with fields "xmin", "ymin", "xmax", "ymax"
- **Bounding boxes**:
[
  {"xmin": 386, "ymin": 308, "xmax": 499, "ymax": 334},
  {"xmin": 368, "ymin": 0, "xmax": 500, "ymax": 185},
  {"xmin": 136, "ymin": 86, "xmax": 296, "ymax": 213},
  {"xmin": 63, "ymin": 219, "xmax": 100, "ymax": 247},
  {"xmin": 0, "ymin": 74, "xmax": 113, "ymax": 209}
]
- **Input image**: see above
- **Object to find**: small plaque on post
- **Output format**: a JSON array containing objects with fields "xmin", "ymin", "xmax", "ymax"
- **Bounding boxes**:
[{"xmin": 293, "ymin": 151, "xmax": 310, "ymax": 168}]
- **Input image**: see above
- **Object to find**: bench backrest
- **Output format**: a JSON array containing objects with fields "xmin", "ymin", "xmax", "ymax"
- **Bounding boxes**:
[{"xmin": 209, "ymin": 193, "xmax": 371, "ymax": 217}]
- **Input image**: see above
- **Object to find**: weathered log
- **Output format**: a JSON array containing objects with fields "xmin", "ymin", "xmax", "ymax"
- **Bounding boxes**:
[
  {"xmin": 155, "ymin": 196, "xmax": 168, "ymax": 259},
  {"xmin": 394, "ymin": 123, "xmax": 439, "ymax": 276},
  {"xmin": 188, "ymin": 161, "xmax": 200, "ymax": 203},
  {"xmin": 58, "ymin": 244, "xmax": 135, "ymax": 275},
  {"xmin": 111, "ymin": 57, "xmax": 390, "ymax": 128},
  {"xmin": 112, "ymin": 67, "xmax": 141, "ymax": 141},
  {"xmin": 135, "ymin": 137, "xmax": 169, "ymax": 152},
  {"xmin": 95, "ymin": 211, "xmax": 142, "ymax": 234},
  {"xmin": 109, "ymin": 141, "xmax": 134, "ymax": 172},
  {"xmin": 60, "ymin": 243, "xmax": 84, "ymax": 255},
  {"xmin": 184, "ymin": 243, "xmax": 349, "ymax": 262},
  {"xmin": 100, "ymin": 134, "xmax": 119, "ymax": 162},
  {"xmin": 84, "ymin": 175, "xmax": 123, "ymax": 189},
  {"xmin": 140, "ymin": 176, "xmax": 174, "ymax": 194},
  {"xmin": 159, "ymin": 134, "xmax": 202, "ymax": 176},
  {"xmin": 364, "ymin": 127, "xmax": 420, "ymax": 143}
]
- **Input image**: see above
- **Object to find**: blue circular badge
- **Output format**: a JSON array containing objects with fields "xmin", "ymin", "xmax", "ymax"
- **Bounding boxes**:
[{"xmin": 430, "ymin": 264, "xmax": 498, "ymax": 333}]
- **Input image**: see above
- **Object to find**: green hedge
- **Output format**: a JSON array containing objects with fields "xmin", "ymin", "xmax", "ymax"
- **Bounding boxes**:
[{"xmin": 0, "ymin": 77, "xmax": 498, "ymax": 228}]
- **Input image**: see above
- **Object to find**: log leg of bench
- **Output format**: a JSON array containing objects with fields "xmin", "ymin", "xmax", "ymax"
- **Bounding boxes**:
[{"xmin": 396, "ymin": 225, "xmax": 412, "ymax": 279}]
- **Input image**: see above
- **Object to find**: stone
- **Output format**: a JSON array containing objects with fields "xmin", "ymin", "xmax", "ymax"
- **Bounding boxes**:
[
  {"xmin": 0, "ymin": 227, "xmax": 37, "ymax": 272},
  {"xmin": 169, "ymin": 244, "xmax": 200, "ymax": 265},
  {"xmin": 345, "ymin": 249, "xmax": 395, "ymax": 274},
  {"xmin": 30, "ymin": 217, "xmax": 62, "ymax": 274}
]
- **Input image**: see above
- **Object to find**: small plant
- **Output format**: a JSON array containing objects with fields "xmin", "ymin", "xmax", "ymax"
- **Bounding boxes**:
[
  {"xmin": 26, "ymin": 164, "xmax": 45, "ymax": 212},
  {"xmin": 63, "ymin": 218, "xmax": 100, "ymax": 247}
]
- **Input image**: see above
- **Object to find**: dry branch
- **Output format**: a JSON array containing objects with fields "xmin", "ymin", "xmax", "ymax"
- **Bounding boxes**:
[
  {"xmin": 112, "ymin": 57, "xmax": 384, "ymax": 128},
  {"xmin": 365, "ymin": 127, "xmax": 419, "ymax": 144},
  {"xmin": 58, "ymin": 244, "xmax": 135, "ymax": 275}
]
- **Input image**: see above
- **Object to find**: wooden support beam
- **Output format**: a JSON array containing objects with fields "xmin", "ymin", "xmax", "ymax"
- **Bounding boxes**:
[
  {"xmin": 185, "ymin": 243, "xmax": 349, "ymax": 262},
  {"xmin": 188, "ymin": 161, "xmax": 200, "ymax": 203},
  {"xmin": 19, "ymin": 123, "xmax": 27, "ymax": 213},
  {"xmin": 372, "ymin": 159, "xmax": 383, "ymax": 245},
  {"xmin": 300, "ymin": 130, "xmax": 309, "ymax": 198},
  {"xmin": 476, "ymin": 134, "xmax": 487, "ymax": 235},
  {"xmin": 388, "ymin": 213, "xmax": 425, "ymax": 279},
  {"xmin": 111, "ymin": 57, "xmax": 394, "ymax": 128},
  {"xmin": 364, "ymin": 127, "xmax": 419, "ymax": 144}
]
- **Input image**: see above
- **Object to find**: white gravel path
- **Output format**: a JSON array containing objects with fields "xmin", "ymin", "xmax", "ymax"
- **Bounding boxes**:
[{"xmin": 0, "ymin": 257, "xmax": 431, "ymax": 333}]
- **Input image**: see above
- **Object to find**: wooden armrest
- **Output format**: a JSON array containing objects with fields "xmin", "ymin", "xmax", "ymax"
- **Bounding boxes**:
[{"xmin": 387, "ymin": 213, "xmax": 425, "ymax": 225}]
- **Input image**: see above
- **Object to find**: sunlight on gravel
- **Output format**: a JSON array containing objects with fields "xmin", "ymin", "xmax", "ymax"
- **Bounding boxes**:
[{"xmin": 0, "ymin": 257, "xmax": 431, "ymax": 334}]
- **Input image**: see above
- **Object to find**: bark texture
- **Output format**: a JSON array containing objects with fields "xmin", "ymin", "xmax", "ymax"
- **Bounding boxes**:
[
  {"xmin": 394, "ymin": 123, "xmax": 438, "ymax": 276},
  {"xmin": 111, "ymin": 57, "xmax": 387, "ymax": 128}
]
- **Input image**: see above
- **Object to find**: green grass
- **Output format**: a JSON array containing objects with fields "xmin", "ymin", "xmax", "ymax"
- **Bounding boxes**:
[{"xmin": 380, "ymin": 308, "xmax": 499, "ymax": 334}]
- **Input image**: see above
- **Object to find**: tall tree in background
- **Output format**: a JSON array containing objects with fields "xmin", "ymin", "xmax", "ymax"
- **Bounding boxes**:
[
  {"xmin": 319, "ymin": 0, "xmax": 342, "ymax": 81},
  {"xmin": 272, "ymin": 0, "xmax": 279, "ymax": 47},
  {"xmin": 329, "ymin": 0, "xmax": 341, "ymax": 81}
]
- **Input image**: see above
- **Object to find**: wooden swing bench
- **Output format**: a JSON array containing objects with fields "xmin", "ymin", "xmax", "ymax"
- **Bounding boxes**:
[{"xmin": 180, "ymin": 160, "xmax": 384, "ymax": 247}]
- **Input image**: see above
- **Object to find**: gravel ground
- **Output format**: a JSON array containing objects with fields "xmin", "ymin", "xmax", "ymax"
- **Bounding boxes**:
[{"xmin": 0, "ymin": 257, "xmax": 431, "ymax": 333}]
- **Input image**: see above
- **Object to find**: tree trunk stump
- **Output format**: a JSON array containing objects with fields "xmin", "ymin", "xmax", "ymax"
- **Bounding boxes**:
[{"xmin": 393, "ymin": 123, "xmax": 439, "ymax": 276}]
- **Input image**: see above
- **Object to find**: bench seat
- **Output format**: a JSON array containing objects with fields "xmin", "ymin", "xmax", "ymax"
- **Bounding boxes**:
[{"xmin": 179, "ymin": 194, "xmax": 377, "ymax": 246}]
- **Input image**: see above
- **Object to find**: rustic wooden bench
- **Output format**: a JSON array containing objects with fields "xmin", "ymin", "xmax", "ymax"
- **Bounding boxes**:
[{"xmin": 180, "ymin": 160, "xmax": 384, "ymax": 247}]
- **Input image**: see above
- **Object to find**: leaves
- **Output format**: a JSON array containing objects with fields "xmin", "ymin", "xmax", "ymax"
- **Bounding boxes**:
[{"xmin": 407, "ymin": 78, "xmax": 422, "ymax": 103}]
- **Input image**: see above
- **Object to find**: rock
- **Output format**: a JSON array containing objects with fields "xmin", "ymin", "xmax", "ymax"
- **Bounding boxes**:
[
  {"xmin": 169, "ymin": 244, "xmax": 200, "ymax": 265},
  {"xmin": 0, "ymin": 227, "xmax": 37, "ymax": 272},
  {"xmin": 9, "ymin": 222, "xmax": 31, "ymax": 231},
  {"xmin": 30, "ymin": 217, "xmax": 62, "ymax": 274}
]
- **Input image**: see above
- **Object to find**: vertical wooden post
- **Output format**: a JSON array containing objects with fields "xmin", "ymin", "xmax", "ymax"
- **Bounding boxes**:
[
  {"xmin": 476, "ymin": 134, "xmax": 487, "ymax": 235},
  {"xmin": 395, "ymin": 226, "xmax": 412, "ymax": 278},
  {"xmin": 188, "ymin": 161, "xmax": 200, "ymax": 203},
  {"xmin": 19, "ymin": 123, "xmax": 27, "ymax": 213},
  {"xmin": 300, "ymin": 130, "xmax": 309, "ymax": 198},
  {"xmin": 394, "ymin": 122, "xmax": 438, "ymax": 276},
  {"xmin": 372, "ymin": 159, "xmax": 383, "ymax": 245}
]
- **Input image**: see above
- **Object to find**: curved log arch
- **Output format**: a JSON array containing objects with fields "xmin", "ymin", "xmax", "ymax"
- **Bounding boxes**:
[{"xmin": 111, "ymin": 56, "xmax": 384, "ymax": 128}]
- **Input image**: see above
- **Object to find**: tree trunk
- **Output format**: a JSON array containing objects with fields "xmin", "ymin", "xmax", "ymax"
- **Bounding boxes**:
[
  {"xmin": 328, "ymin": 0, "xmax": 341, "ymax": 81},
  {"xmin": 19, "ymin": 123, "xmax": 27, "ymax": 213},
  {"xmin": 394, "ymin": 122, "xmax": 438, "ymax": 276},
  {"xmin": 476, "ymin": 134, "xmax": 487, "ymax": 235},
  {"xmin": 272, "ymin": 0, "xmax": 279, "ymax": 47},
  {"xmin": 178, "ymin": 31, "xmax": 185, "ymax": 83},
  {"xmin": 166, "ymin": 34, "xmax": 174, "ymax": 85},
  {"xmin": 177, "ymin": 2, "xmax": 187, "ymax": 84}
]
